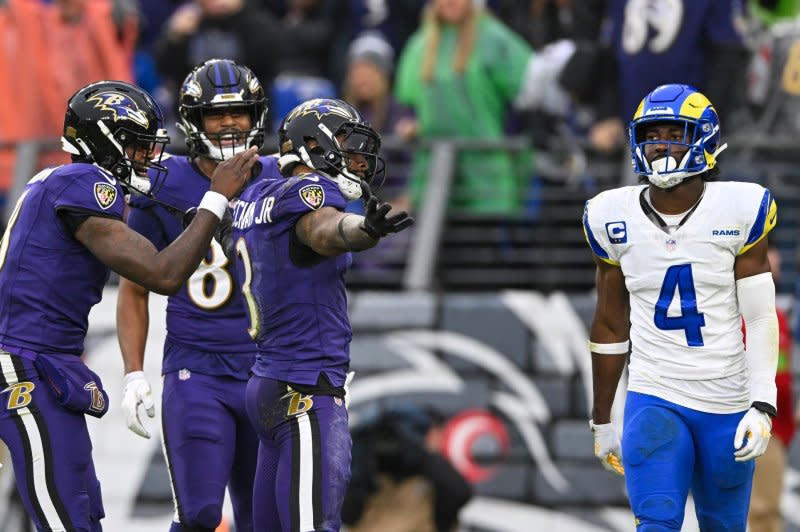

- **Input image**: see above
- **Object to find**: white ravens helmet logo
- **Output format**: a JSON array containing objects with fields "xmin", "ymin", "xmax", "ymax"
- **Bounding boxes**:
[
  {"xmin": 88, "ymin": 92, "xmax": 150, "ymax": 129},
  {"xmin": 180, "ymin": 78, "xmax": 203, "ymax": 100},
  {"xmin": 287, "ymin": 98, "xmax": 356, "ymax": 121},
  {"xmin": 247, "ymin": 74, "xmax": 261, "ymax": 95}
]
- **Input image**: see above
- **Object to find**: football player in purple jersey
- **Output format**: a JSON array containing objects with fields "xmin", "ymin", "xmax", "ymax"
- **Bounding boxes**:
[
  {"xmin": 116, "ymin": 59, "xmax": 282, "ymax": 532},
  {"xmin": 232, "ymin": 98, "xmax": 413, "ymax": 531},
  {"xmin": 0, "ymin": 80, "xmax": 256, "ymax": 532}
]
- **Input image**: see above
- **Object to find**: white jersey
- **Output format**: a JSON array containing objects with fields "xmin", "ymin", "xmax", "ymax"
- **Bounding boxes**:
[{"xmin": 583, "ymin": 181, "xmax": 777, "ymax": 413}]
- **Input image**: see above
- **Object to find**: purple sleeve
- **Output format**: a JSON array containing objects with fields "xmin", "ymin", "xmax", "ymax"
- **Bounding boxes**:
[
  {"xmin": 53, "ymin": 172, "xmax": 125, "ymax": 221},
  {"xmin": 273, "ymin": 176, "xmax": 347, "ymax": 222}
]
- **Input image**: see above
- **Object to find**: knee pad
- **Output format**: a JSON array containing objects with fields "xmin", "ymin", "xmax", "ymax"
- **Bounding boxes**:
[
  {"xmin": 634, "ymin": 494, "xmax": 683, "ymax": 529},
  {"xmin": 624, "ymin": 406, "xmax": 681, "ymax": 466}
]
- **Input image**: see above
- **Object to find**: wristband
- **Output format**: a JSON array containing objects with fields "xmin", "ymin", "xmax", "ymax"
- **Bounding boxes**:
[
  {"xmin": 589, "ymin": 419, "xmax": 608, "ymax": 432},
  {"xmin": 588, "ymin": 340, "xmax": 630, "ymax": 355},
  {"xmin": 337, "ymin": 215, "xmax": 355, "ymax": 251},
  {"xmin": 752, "ymin": 401, "xmax": 778, "ymax": 418},
  {"xmin": 197, "ymin": 191, "xmax": 229, "ymax": 221}
]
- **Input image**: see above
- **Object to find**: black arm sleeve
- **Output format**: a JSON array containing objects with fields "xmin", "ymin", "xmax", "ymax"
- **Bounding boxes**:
[{"xmin": 215, "ymin": 209, "xmax": 235, "ymax": 262}]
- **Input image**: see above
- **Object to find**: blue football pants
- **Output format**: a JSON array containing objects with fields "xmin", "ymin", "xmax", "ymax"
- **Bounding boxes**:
[{"xmin": 622, "ymin": 392, "xmax": 755, "ymax": 532}]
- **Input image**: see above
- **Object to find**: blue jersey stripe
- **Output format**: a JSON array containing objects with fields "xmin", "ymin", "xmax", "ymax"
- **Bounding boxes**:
[
  {"xmin": 745, "ymin": 189, "xmax": 772, "ymax": 246},
  {"xmin": 583, "ymin": 203, "xmax": 610, "ymax": 260}
]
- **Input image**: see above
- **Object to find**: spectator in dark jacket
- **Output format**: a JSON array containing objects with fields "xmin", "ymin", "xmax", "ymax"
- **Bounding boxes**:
[{"xmin": 154, "ymin": 0, "xmax": 280, "ymax": 102}]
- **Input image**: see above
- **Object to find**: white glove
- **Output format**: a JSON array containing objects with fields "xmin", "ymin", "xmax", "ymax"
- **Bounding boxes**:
[
  {"xmin": 734, "ymin": 407, "xmax": 772, "ymax": 462},
  {"xmin": 121, "ymin": 371, "xmax": 155, "ymax": 439},
  {"xmin": 344, "ymin": 371, "xmax": 355, "ymax": 409},
  {"xmin": 590, "ymin": 420, "xmax": 625, "ymax": 475}
]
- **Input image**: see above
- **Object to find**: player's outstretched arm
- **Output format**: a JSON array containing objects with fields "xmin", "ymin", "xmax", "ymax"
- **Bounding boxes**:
[
  {"xmin": 295, "ymin": 199, "xmax": 414, "ymax": 257},
  {"xmin": 77, "ymin": 148, "xmax": 259, "ymax": 295},
  {"xmin": 116, "ymin": 277, "xmax": 155, "ymax": 438},
  {"xmin": 359, "ymin": 192, "xmax": 415, "ymax": 239},
  {"xmin": 295, "ymin": 207, "xmax": 375, "ymax": 256}
]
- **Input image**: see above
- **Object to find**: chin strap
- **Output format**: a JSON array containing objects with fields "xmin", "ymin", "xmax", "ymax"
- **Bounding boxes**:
[
  {"xmin": 278, "ymin": 149, "xmax": 364, "ymax": 201},
  {"xmin": 712, "ymin": 142, "xmax": 728, "ymax": 160},
  {"xmin": 277, "ymin": 153, "xmax": 302, "ymax": 174},
  {"xmin": 127, "ymin": 174, "xmax": 151, "ymax": 195},
  {"xmin": 648, "ymin": 142, "xmax": 729, "ymax": 189},
  {"xmin": 649, "ymin": 158, "xmax": 693, "ymax": 189},
  {"xmin": 335, "ymin": 173, "xmax": 363, "ymax": 200},
  {"xmin": 197, "ymin": 131, "xmax": 258, "ymax": 161}
]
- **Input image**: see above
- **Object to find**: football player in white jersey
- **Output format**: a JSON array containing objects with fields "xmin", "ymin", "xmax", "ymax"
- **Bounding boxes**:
[{"xmin": 583, "ymin": 84, "xmax": 779, "ymax": 531}]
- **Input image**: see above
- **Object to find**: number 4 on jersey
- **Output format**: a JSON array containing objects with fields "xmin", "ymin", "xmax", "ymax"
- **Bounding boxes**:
[{"xmin": 654, "ymin": 264, "xmax": 706, "ymax": 347}]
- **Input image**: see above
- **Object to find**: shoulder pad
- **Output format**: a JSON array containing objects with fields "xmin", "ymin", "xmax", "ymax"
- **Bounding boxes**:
[
  {"xmin": 737, "ymin": 184, "xmax": 776, "ymax": 255},
  {"xmin": 582, "ymin": 187, "xmax": 641, "ymax": 265}
]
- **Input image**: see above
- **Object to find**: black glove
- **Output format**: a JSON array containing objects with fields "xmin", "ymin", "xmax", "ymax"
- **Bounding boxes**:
[
  {"xmin": 215, "ymin": 209, "xmax": 236, "ymax": 261},
  {"xmin": 359, "ymin": 180, "xmax": 414, "ymax": 239},
  {"xmin": 182, "ymin": 206, "xmax": 236, "ymax": 261}
]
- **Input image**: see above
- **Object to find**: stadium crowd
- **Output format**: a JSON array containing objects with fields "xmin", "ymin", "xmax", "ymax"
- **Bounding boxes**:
[{"xmin": 4, "ymin": 1, "xmax": 800, "ymax": 278}]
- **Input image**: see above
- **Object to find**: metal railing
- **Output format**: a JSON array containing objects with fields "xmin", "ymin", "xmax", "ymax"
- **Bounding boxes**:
[
  {"xmin": 4, "ymin": 134, "xmax": 800, "ymax": 293},
  {"xmin": 397, "ymin": 136, "xmax": 533, "ymax": 291}
]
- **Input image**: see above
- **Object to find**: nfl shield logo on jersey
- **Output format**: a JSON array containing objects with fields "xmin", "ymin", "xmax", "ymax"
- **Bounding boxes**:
[
  {"xmin": 93, "ymin": 182, "xmax": 117, "ymax": 210},
  {"xmin": 299, "ymin": 184, "xmax": 325, "ymax": 210}
]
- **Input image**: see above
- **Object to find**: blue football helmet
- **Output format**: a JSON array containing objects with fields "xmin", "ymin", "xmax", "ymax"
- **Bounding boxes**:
[{"xmin": 630, "ymin": 84, "xmax": 727, "ymax": 189}]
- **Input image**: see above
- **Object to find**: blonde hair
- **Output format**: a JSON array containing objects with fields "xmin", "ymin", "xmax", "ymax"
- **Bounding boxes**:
[{"xmin": 420, "ymin": 2, "xmax": 481, "ymax": 83}]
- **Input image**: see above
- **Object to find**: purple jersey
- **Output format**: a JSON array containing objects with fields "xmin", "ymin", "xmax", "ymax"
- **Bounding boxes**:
[
  {"xmin": 127, "ymin": 154, "xmax": 281, "ymax": 379},
  {"xmin": 232, "ymin": 173, "xmax": 352, "ymax": 387},
  {"xmin": 0, "ymin": 164, "xmax": 125, "ymax": 355},
  {"xmin": 606, "ymin": 0, "xmax": 745, "ymax": 119}
]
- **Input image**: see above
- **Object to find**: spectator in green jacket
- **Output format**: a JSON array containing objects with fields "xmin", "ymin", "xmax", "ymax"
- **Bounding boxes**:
[{"xmin": 394, "ymin": 0, "xmax": 540, "ymax": 216}]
